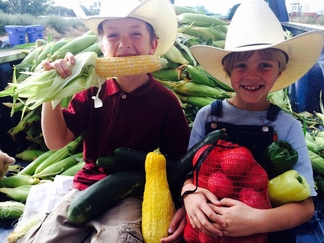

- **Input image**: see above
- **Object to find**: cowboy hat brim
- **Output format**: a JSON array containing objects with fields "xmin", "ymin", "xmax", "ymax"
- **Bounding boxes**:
[
  {"xmin": 190, "ymin": 31, "xmax": 324, "ymax": 92},
  {"xmin": 73, "ymin": 0, "xmax": 177, "ymax": 56}
]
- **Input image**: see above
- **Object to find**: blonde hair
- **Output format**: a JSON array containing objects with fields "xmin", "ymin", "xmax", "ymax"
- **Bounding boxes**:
[{"xmin": 222, "ymin": 48, "xmax": 288, "ymax": 77}]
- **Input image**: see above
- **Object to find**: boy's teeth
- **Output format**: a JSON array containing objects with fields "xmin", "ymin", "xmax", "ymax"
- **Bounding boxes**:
[{"xmin": 245, "ymin": 86, "xmax": 259, "ymax": 90}]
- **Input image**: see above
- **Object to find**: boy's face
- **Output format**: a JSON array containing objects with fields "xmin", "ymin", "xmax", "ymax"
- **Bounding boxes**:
[
  {"xmin": 99, "ymin": 18, "xmax": 158, "ymax": 58},
  {"xmin": 230, "ymin": 51, "xmax": 281, "ymax": 109}
]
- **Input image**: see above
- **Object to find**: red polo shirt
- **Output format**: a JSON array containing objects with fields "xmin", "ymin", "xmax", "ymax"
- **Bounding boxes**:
[{"xmin": 62, "ymin": 75, "xmax": 190, "ymax": 190}]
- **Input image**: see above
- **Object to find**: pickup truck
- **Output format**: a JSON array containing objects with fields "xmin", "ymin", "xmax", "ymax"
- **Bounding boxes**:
[{"xmin": 0, "ymin": 0, "xmax": 323, "ymax": 242}]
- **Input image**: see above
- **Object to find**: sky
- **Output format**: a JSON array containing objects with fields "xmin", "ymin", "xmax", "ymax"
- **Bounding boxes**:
[{"xmin": 55, "ymin": 0, "xmax": 323, "ymax": 14}]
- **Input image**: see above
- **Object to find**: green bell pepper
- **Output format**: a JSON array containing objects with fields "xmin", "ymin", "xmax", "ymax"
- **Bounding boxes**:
[
  {"xmin": 263, "ymin": 140, "xmax": 298, "ymax": 178},
  {"xmin": 268, "ymin": 169, "xmax": 311, "ymax": 207}
]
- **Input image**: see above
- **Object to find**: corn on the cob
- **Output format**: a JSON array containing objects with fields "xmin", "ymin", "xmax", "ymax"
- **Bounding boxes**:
[
  {"xmin": 176, "ymin": 94, "xmax": 215, "ymax": 108},
  {"xmin": 185, "ymin": 64, "xmax": 215, "ymax": 87},
  {"xmin": 177, "ymin": 13, "xmax": 228, "ymax": 27},
  {"xmin": 32, "ymin": 38, "xmax": 71, "ymax": 71},
  {"xmin": 308, "ymin": 150, "xmax": 324, "ymax": 176},
  {"xmin": 33, "ymin": 136, "xmax": 82, "ymax": 175},
  {"xmin": 15, "ymin": 45, "xmax": 45, "ymax": 70},
  {"xmin": 79, "ymin": 42, "xmax": 103, "ymax": 56},
  {"xmin": 0, "ymin": 184, "xmax": 32, "ymax": 202},
  {"xmin": 50, "ymin": 32, "xmax": 98, "ymax": 61},
  {"xmin": 153, "ymin": 69, "xmax": 182, "ymax": 81},
  {"xmin": 95, "ymin": 55, "xmax": 167, "ymax": 78},
  {"xmin": 33, "ymin": 152, "xmax": 83, "ymax": 179},
  {"xmin": 191, "ymin": 26, "xmax": 227, "ymax": 41},
  {"xmin": 60, "ymin": 161, "xmax": 85, "ymax": 176},
  {"xmin": 0, "ymin": 201, "xmax": 25, "ymax": 219},
  {"xmin": 173, "ymin": 5, "xmax": 200, "ymax": 15},
  {"xmin": 164, "ymin": 45, "xmax": 189, "ymax": 65},
  {"xmin": 172, "ymin": 81, "xmax": 230, "ymax": 99},
  {"xmin": 15, "ymin": 149, "xmax": 45, "ymax": 162},
  {"xmin": 18, "ymin": 150, "xmax": 56, "ymax": 176},
  {"xmin": 7, "ymin": 214, "xmax": 43, "ymax": 243},
  {"xmin": 196, "ymin": 66, "xmax": 234, "ymax": 92},
  {"xmin": 9, "ymin": 108, "xmax": 40, "ymax": 134},
  {"xmin": 0, "ymin": 174, "xmax": 39, "ymax": 187}
]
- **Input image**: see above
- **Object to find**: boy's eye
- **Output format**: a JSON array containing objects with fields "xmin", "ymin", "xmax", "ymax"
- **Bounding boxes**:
[
  {"xmin": 131, "ymin": 32, "xmax": 142, "ymax": 37},
  {"xmin": 235, "ymin": 63, "xmax": 246, "ymax": 69},
  {"xmin": 259, "ymin": 62, "xmax": 272, "ymax": 68},
  {"xmin": 107, "ymin": 33, "xmax": 118, "ymax": 39}
]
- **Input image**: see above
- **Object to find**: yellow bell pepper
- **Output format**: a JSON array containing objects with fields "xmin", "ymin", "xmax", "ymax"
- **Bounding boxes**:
[{"xmin": 268, "ymin": 169, "xmax": 311, "ymax": 207}]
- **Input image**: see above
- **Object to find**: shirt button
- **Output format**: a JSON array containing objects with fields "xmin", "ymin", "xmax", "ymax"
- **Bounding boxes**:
[{"xmin": 121, "ymin": 94, "xmax": 127, "ymax": 99}]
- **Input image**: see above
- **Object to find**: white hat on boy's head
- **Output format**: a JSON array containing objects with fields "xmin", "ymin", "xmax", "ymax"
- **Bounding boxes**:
[
  {"xmin": 190, "ymin": 0, "xmax": 324, "ymax": 92},
  {"xmin": 73, "ymin": 0, "xmax": 177, "ymax": 56}
]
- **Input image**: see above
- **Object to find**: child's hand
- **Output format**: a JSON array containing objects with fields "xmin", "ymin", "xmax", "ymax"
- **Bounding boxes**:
[
  {"xmin": 42, "ymin": 52, "xmax": 76, "ymax": 78},
  {"xmin": 210, "ymin": 198, "xmax": 260, "ymax": 237},
  {"xmin": 160, "ymin": 207, "xmax": 186, "ymax": 243},
  {"xmin": 183, "ymin": 187, "xmax": 226, "ymax": 237}
]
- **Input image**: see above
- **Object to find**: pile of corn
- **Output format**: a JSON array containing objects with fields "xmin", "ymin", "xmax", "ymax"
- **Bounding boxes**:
[
  {"xmin": 0, "ymin": 5, "xmax": 324, "ymax": 225},
  {"xmin": 0, "ymin": 135, "xmax": 84, "ymax": 223}
]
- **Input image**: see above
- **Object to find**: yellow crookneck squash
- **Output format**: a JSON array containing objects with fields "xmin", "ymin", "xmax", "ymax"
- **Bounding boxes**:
[{"xmin": 142, "ymin": 148, "xmax": 175, "ymax": 243}]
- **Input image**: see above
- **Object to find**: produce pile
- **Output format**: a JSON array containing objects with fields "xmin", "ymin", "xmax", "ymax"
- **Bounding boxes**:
[{"xmin": 0, "ymin": 5, "xmax": 323, "ymax": 241}]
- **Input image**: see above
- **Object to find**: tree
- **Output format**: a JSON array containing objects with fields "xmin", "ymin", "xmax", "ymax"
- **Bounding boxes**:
[{"xmin": 2, "ymin": 0, "xmax": 55, "ymax": 15}]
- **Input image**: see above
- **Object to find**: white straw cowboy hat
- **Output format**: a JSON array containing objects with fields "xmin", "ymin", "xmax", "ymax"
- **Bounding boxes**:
[
  {"xmin": 190, "ymin": 0, "xmax": 324, "ymax": 92},
  {"xmin": 73, "ymin": 0, "xmax": 177, "ymax": 56}
]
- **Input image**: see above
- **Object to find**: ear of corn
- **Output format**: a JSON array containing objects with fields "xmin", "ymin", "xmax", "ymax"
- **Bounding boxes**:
[
  {"xmin": 176, "ymin": 94, "xmax": 215, "ymax": 108},
  {"xmin": 50, "ymin": 33, "xmax": 98, "ymax": 61},
  {"xmin": 190, "ymin": 26, "xmax": 227, "ymax": 41},
  {"xmin": 32, "ymin": 38, "xmax": 71, "ymax": 71},
  {"xmin": 177, "ymin": 13, "xmax": 228, "ymax": 27},
  {"xmin": 32, "ymin": 152, "xmax": 83, "ymax": 179},
  {"xmin": 33, "ymin": 135, "xmax": 83, "ymax": 175},
  {"xmin": 142, "ymin": 148, "xmax": 175, "ymax": 243},
  {"xmin": 172, "ymin": 81, "xmax": 230, "ymax": 99},
  {"xmin": 308, "ymin": 150, "xmax": 324, "ymax": 176},
  {"xmin": 95, "ymin": 55, "xmax": 167, "ymax": 78},
  {"xmin": 173, "ymin": 5, "xmax": 200, "ymax": 15},
  {"xmin": 0, "ymin": 201, "xmax": 25, "ymax": 219},
  {"xmin": 185, "ymin": 65, "xmax": 215, "ymax": 87},
  {"xmin": 59, "ymin": 161, "xmax": 85, "ymax": 176},
  {"xmin": 0, "ymin": 174, "xmax": 39, "ymax": 187},
  {"xmin": 153, "ymin": 69, "xmax": 182, "ymax": 81},
  {"xmin": 18, "ymin": 150, "xmax": 56, "ymax": 176},
  {"xmin": 15, "ymin": 149, "xmax": 45, "ymax": 162},
  {"xmin": 79, "ymin": 42, "xmax": 103, "ymax": 56},
  {"xmin": 0, "ymin": 184, "xmax": 33, "ymax": 202},
  {"xmin": 164, "ymin": 45, "xmax": 189, "ymax": 65}
]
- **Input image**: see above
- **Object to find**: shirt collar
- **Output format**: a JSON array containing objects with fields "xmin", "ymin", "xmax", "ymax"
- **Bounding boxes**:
[{"xmin": 107, "ymin": 74, "xmax": 156, "ymax": 96}]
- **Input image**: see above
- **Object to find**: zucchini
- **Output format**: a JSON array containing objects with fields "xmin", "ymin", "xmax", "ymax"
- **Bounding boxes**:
[
  {"xmin": 96, "ymin": 148, "xmax": 147, "ymax": 172},
  {"xmin": 67, "ymin": 170, "xmax": 145, "ymax": 224},
  {"xmin": 167, "ymin": 129, "xmax": 228, "ymax": 186},
  {"xmin": 96, "ymin": 155, "xmax": 131, "ymax": 172},
  {"xmin": 114, "ymin": 147, "xmax": 147, "ymax": 170}
]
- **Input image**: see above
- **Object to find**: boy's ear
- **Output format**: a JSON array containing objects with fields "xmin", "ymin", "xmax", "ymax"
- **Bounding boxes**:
[
  {"xmin": 276, "ymin": 72, "xmax": 282, "ymax": 80},
  {"xmin": 149, "ymin": 38, "xmax": 158, "ymax": 55},
  {"xmin": 100, "ymin": 42, "xmax": 105, "ymax": 55}
]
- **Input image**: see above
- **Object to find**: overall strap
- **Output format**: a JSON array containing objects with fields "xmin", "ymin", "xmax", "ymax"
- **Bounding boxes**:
[
  {"xmin": 210, "ymin": 99, "xmax": 222, "ymax": 117},
  {"xmin": 266, "ymin": 104, "xmax": 281, "ymax": 121},
  {"xmin": 210, "ymin": 100, "xmax": 281, "ymax": 121}
]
